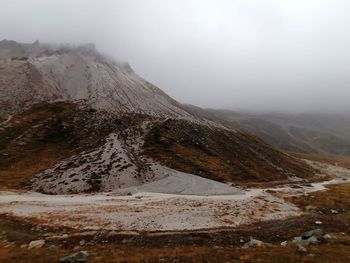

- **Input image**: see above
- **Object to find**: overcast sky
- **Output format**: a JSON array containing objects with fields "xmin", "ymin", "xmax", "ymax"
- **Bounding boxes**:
[{"xmin": 1, "ymin": 0, "xmax": 350, "ymax": 113}]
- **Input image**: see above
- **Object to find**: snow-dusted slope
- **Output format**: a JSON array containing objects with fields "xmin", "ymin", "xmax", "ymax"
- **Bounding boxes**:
[
  {"xmin": 30, "ymin": 123, "xmax": 171, "ymax": 194},
  {"xmin": 0, "ymin": 40, "xmax": 194, "ymax": 120},
  {"xmin": 0, "ymin": 40, "xmax": 317, "ymax": 194},
  {"xmin": 0, "ymin": 60, "xmax": 60, "ymax": 120}
]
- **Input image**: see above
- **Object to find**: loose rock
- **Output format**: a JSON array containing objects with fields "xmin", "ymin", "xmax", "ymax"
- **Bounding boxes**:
[
  {"xmin": 28, "ymin": 240, "xmax": 45, "ymax": 249},
  {"xmin": 280, "ymin": 241, "xmax": 288, "ymax": 247},
  {"xmin": 302, "ymin": 229, "xmax": 324, "ymax": 239},
  {"xmin": 242, "ymin": 237, "xmax": 269, "ymax": 249},
  {"xmin": 60, "ymin": 251, "xmax": 89, "ymax": 263},
  {"xmin": 293, "ymin": 229, "xmax": 324, "ymax": 247},
  {"xmin": 323, "ymin": 234, "xmax": 332, "ymax": 239},
  {"xmin": 296, "ymin": 244, "xmax": 307, "ymax": 253}
]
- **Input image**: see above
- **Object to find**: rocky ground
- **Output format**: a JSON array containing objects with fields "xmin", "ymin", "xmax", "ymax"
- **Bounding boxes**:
[{"xmin": 0, "ymin": 160, "xmax": 349, "ymax": 262}]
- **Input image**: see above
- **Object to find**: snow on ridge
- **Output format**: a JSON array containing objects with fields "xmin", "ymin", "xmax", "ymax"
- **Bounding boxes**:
[
  {"xmin": 31, "ymin": 52, "xmax": 195, "ymax": 119},
  {"xmin": 0, "ymin": 40, "xmax": 199, "ymax": 121}
]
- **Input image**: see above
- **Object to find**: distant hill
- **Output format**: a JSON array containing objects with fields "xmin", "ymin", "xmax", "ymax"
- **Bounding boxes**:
[{"xmin": 185, "ymin": 105, "xmax": 350, "ymax": 156}]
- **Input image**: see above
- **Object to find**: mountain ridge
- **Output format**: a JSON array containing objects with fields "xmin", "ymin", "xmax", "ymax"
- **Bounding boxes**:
[
  {"xmin": 183, "ymin": 104, "xmax": 350, "ymax": 156},
  {"xmin": 0, "ymin": 39, "xmax": 199, "ymax": 122},
  {"xmin": 0, "ymin": 40, "xmax": 317, "ymax": 193}
]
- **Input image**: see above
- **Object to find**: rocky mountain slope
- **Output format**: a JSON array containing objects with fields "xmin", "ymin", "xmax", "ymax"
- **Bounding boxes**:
[
  {"xmin": 186, "ymin": 105, "xmax": 350, "ymax": 156},
  {"xmin": 0, "ymin": 40, "xmax": 194, "ymax": 121},
  {"xmin": 0, "ymin": 40, "xmax": 317, "ymax": 193},
  {"xmin": 143, "ymin": 119, "xmax": 314, "ymax": 183}
]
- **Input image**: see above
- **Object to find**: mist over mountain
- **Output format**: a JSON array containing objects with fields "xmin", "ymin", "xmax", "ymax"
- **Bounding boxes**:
[
  {"xmin": 185, "ymin": 105, "xmax": 350, "ymax": 156},
  {"xmin": 1, "ymin": 0, "xmax": 350, "ymax": 113},
  {"xmin": 2, "ymin": 2, "xmax": 350, "ymax": 262}
]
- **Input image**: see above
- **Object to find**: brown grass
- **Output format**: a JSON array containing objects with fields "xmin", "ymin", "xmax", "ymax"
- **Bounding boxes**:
[
  {"xmin": 1, "ymin": 183, "xmax": 350, "ymax": 262},
  {"xmin": 0, "ymin": 102, "xmax": 120, "ymax": 190},
  {"xmin": 290, "ymin": 152, "xmax": 350, "ymax": 169},
  {"xmin": 144, "ymin": 119, "xmax": 316, "ymax": 184},
  {"xmin": 1, "ymin": 238, "xmax": 350, "ymax": 263},
  {"xmin": 288, "ymin": 183, "xmax": 350, "ymax": 214},
  {"xmin": 0, "ymin": 147, "xmax": 72, "ymax": 190}
]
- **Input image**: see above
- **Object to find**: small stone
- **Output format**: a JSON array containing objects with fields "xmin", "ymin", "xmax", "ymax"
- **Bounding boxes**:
[
  {"xmin": 60, "ymin": 251, "xmax": 89, "ymax": 263},
  {"xmin": 296, "ymin": 244, "xmax": 307, "ymax": 253},
  {"xmin": 242, "ymin": 237, "xmax": 266, "ymax": 249},
  {"xmin": 79, "ymin": 240, "xmax": 85, "ymax": 246},
  {"xmin": 292, "ymin": 236, "xmax": 303, "ymax": 244},
  {"xmin": 305, "ymin": 205, "xmax": 317, "ymax": 212},
  {"xmin": 315, "ymin": 221, "xmax": 322, "ymax": 225},
  {"xmin": 323, "ymin": 234, "xmax": 332, "ymax": 239},
  {"xmin": 306, "ymin": 236, "xmax": 319, "ymax": 245},
  {"xmin": 28, "ymin": 240, "xmax": 45, "ymax": 249},
  {"xmin": 280, "ymin": 241, "xmax": 288, "ymax": 247},
  {"xmin": 302, "ymin": 229, "xmax": 324, "ymax": 239},
  {"xmin": 330, "ymin": 209, "xmax": 338, "ymax": 214}
]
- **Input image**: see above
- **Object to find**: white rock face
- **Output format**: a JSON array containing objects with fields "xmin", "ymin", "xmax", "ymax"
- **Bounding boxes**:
[{"xmin": 0, "ymin": 40, "xmax": 194, "ymax": 120}]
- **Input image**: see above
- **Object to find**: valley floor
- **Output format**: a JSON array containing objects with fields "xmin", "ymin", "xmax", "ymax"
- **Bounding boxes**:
[{"xmin": 0, "ymin": 160, "xmax": 350, "ymax": 262}]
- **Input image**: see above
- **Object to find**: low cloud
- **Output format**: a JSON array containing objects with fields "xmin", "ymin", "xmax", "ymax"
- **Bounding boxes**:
[{"xmin": 1, "ymin": 0, "xmax": 350, "ymax": 113}]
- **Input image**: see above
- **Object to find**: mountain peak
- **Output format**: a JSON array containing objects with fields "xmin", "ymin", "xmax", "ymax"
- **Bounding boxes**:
[{"xmin": 0, "ymin": 40, "xmax": 195, "ymax": 121}]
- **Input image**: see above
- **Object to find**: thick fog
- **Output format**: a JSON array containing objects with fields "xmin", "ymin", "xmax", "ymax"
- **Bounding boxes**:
[{"xmin": 1, "ymin": 0, "xmax": 350, "ymax": 113}]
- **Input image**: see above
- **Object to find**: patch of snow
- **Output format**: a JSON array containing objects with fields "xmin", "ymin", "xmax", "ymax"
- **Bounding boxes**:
[
  {"xmin": 30, "ymin": 131, "xmax": 168, "ymax": 194},
  {"xmin": 3, "ymin": 160, "xmax": 349, "ymax": 232},
  {"xmin": 305, "ymin": 160, "xmax": 350, "ymax": 179},
  {"xmin": 0, "ymin": 189, "xmax": 299, "ymax": 232},
  {"xmin": 114, "ymin": 167, "xmax": 243, "ymax": 196}
]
